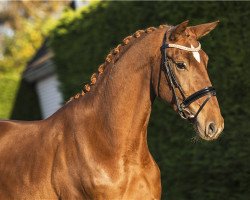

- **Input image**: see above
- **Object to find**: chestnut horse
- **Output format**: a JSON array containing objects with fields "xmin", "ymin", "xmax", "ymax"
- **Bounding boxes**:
[{"xmin": 0, "ymin": 21, "xmax": 224, "ymax": 199}]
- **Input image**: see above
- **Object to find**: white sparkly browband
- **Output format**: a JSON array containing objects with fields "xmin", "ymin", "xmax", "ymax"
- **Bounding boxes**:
[{"xmin": 166, "ymin": 42, "xmax": 201, "ymax": 52}]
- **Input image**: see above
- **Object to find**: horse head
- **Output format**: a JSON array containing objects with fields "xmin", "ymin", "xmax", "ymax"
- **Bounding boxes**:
[{"xmin": 153, "ymin": 20, "xmax": 224, "ymax": 140}]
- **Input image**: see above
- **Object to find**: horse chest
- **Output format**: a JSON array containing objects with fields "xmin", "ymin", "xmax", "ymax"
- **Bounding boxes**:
[{"xmin": 77, "ymin": 158, "xmax": 162, "ymax": 199}]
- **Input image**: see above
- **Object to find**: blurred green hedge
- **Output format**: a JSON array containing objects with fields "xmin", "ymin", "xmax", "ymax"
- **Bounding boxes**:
[
  {"xmin": 50, "ymin": 1, "xmax": 250, "ymax": 199},
  {"xmin": 0, "ymin": 70, "xmax": 20, "ymax": 119},
  {"xmin": 10, "ymin": 79, "xmax": 41, "ymax": 120}
]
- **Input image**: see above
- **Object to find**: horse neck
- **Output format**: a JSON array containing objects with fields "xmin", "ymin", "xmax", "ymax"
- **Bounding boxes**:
[{"xmin": 70, "ymin": 28, "xmax": 166, "ymax": 154}]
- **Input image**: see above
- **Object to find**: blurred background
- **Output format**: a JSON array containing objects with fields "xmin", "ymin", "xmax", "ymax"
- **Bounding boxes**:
[{"xmin": 0, "ymin": 1, "xmax": 249, "ymax": 199}]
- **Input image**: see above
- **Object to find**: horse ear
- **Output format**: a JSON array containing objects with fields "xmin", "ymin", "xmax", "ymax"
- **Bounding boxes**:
[
  {"xmin": 188, "ymin": 20, "xmax": 220, "ymax": 40},
  {"xmin": 170, "ymin": 20, "xmax": 189, "ymax": 41}
]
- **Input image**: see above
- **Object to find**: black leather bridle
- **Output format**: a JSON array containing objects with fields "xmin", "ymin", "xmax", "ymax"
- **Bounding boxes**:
[{"xmin": 161, "ymin": 31, "xmax": 216, "ymax": 122}]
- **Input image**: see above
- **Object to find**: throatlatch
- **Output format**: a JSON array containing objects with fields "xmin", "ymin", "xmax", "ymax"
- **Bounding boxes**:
[{"xmin": 161, "ymin": 31, "xmax": 216, "ymax": 121}]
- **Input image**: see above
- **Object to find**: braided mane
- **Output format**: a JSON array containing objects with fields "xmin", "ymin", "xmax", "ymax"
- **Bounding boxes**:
[{"xmin": 67, "ymin": 24, "xmax": 168, "ymax": 103}]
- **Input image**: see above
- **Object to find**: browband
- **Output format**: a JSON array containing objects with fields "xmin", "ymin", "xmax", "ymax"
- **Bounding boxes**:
[{"xmin": 162, "ymin": 42, "xmax": 201, "ymax": 52}]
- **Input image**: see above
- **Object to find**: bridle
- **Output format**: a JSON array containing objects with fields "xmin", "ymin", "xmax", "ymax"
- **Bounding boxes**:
[{"xmin": 161, "ymin": 30, "xmax": 216, "ymax": 122}]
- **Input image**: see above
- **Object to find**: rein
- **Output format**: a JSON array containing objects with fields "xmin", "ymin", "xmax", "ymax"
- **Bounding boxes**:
[{"xmin": 161, "ymin": 31, "xmax": 216, "ymax": 122}]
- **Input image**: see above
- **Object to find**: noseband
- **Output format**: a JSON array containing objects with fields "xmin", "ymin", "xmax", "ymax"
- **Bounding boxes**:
[{"xmin": 161, "ymin": 31, "xmax": 216, "ymax": 122}]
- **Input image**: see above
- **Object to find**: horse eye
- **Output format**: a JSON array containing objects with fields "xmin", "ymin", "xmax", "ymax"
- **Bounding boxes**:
[{"xmin": 176, "ymin": 62, "xmax": 186, "ymax": 70}]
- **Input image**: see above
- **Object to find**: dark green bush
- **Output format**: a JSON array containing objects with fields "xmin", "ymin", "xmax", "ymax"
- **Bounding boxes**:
[
  {"xmin": 50, "ymin": 1, "xmax": 250, "ymax": 199},
  {"xmin": 11, "ymin": 79, "xmax": 41, "ymax": 120}
]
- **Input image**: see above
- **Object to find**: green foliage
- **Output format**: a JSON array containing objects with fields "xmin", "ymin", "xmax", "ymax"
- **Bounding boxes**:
[
  {"xmin": 0, "ymin": 20, "xmax": 42, "ymax": 119},
  {"xmin": 0, "ymin": 69, "xmax": 42, "ymax": 120},
  {"xmin": 0, "ymin": 69, "xmax": 20, "ymax": 119},
  {"xmin": 0, "ymin": 23, "xmax": 41, "ymax": 119},
  {"xmin": 50, "ymin": 1, "xmax": 250, "ymax": 199},
  {"xmin": 0, "ymin": 2, "xmax": 65, "ymax": 119},
  {"xmin": 10, "ymin": 79, "xmax": 41, "ymax": 120}
]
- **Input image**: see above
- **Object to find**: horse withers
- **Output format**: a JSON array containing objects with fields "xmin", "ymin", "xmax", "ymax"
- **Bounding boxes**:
[{"xmin": 0, "ymin": 20, "xmax": 224, "ymax": 199}]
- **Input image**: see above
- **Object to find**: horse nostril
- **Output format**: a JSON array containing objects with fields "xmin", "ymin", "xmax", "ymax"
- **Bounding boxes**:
[{"xmin": 207, "ymin": 122, "xmax": 217, "ymax": 136}]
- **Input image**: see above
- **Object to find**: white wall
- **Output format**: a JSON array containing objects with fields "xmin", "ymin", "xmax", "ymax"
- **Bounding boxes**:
[{"xmin": 36, "ymin": 75, "xmax": 63, "ymax": 119}]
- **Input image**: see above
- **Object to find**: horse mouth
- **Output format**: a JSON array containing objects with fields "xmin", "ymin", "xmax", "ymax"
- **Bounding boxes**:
[{"xmin": 193, "ymin": 121, "xmax": 224, "ymax": 141}]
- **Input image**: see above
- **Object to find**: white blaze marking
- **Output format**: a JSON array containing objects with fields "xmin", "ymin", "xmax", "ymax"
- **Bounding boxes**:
[{"xmin": 191, "ymin": 44, "xmax": 200, "ymax": 63}]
